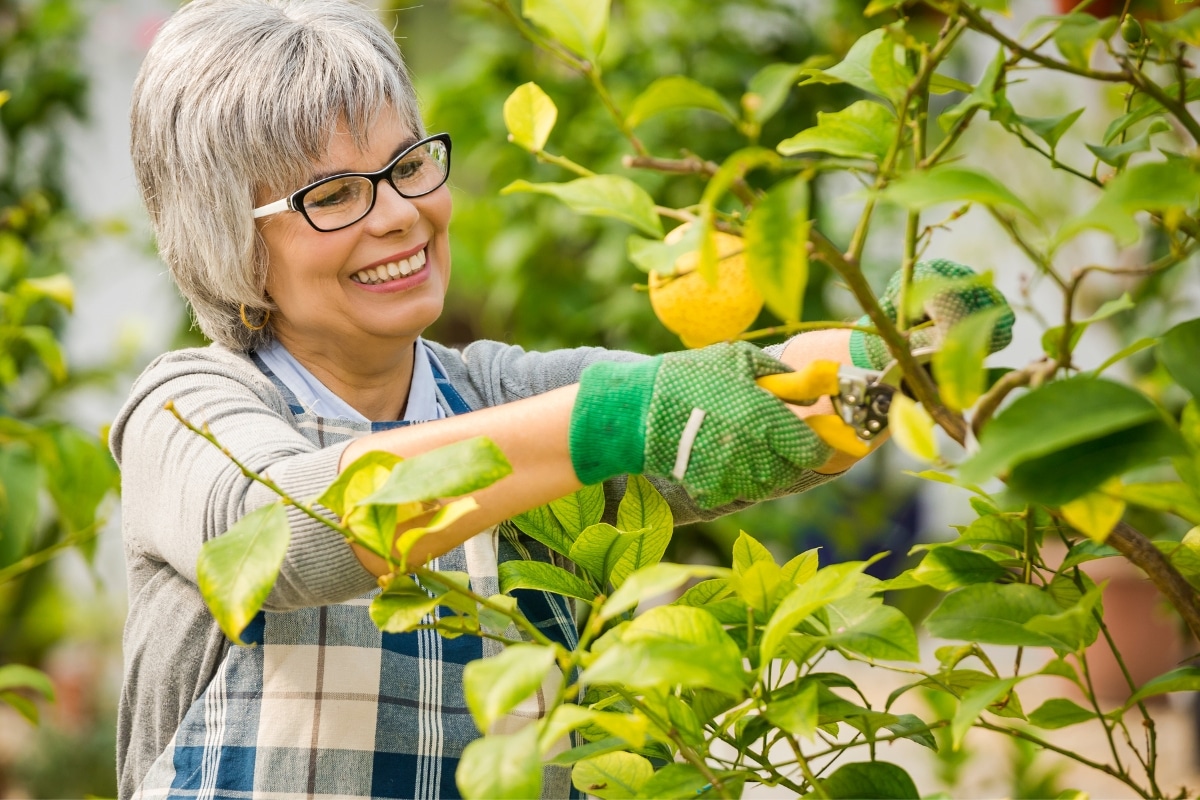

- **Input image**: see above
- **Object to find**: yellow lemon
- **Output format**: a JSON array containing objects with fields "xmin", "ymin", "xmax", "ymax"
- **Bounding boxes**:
[{"xmin": 648, "ymin": 223, "xmax": 764, "ymax": 349}]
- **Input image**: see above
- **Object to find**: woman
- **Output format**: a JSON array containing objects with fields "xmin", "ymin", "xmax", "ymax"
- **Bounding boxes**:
[{"xmin": 111, "ymin": 0, "xmax": 1009, "ymax": 797}]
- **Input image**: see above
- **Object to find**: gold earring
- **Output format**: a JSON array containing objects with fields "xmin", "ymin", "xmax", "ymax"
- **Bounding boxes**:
[{"xmin": 239, "ymin": 304, "xmax": 271, "ymax": 331}]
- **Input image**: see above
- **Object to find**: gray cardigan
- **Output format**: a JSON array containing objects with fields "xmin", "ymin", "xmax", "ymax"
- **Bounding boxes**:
[{"xmin": 109, "ymin": 338, "xmax": 833, "ymax": 797}]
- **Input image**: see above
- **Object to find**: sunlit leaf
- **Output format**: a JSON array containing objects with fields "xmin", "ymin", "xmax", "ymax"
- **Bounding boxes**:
[
  {"xmin": 1028, "ymin": 698, "xmax": 1097, "ymax": 730},
  {"xmin": 744, "ymin": 176, "xmax": 809, "ymax": 324},
  {"xmin": 541, "ymin": 705, "xmax": 648, "ymax": 750},
  {"xmin": 523, "ymin": 0, "xmax": 610, "ymax": 62},
  {"xmin": 798, "ymin": 28, "xmax": 888, "ymax": 100},
  {"xmin": 572, "ymin": 752, "xmax": 653, "ymax": 799},
  {"xmin": 0, "ymin": 664, "xmax": 54, "ymax": 701},
  {"xmin": 457, "ymin": 725, "xmax": 542, "ymax": 800},
  {"xmin": 1086, "ymin": 119, "xmax": 1171, "ymax": 168},
  {"xmin": 822, "ymin": 593, "xmax": 920, "ymax": 661},
  {"xmin": 778, "ymin": 100, "xmax": 896, "ymax": 162},
  {"xmin": 935, "ymin": 306, "xmax": 1009, "ymax": 412},
  {"xmin": 503, "ymin": 82, "xmax": 557, "ymax": 152},
  {"xmin": 599, "ymin": 562, "xmax": 729, "ymax": 621},
  {"xmin": 498, "ymin": 560, "xmax": 595, "ymax": 601},
  {"xmin": 869, "ymin": 31, "xmax": 913, "ymax": 108},
  {"xmin": 888, "ymin": 394, "xmax": 938, "ymax": 463},
  {"xmin": 511, "ymin": 503, "xmax": 575, "ymax": 556},
  {"xmin": 369, "ymin": 577, "xmax": 440, "ymax": 633},
  {"xmin": 1161, "ymin": 318, "xmax": 1200, "ymax": 400},
  {"xmin": 20, "ymin": 326, "xmax": 65, "ymax": 382},
  {"xmin": 1053, "ymin": 13, "xmax": 1119, "ymax": 70},
  {"xmin": 197, "ymin": 503, "xmax": 291, "ymax": 645},
  {"xmin": 1106, "ymin": 481, "xmax": 1200, "ymax": 525},
  {"xmin": 880, "ymin": 165, "xmax": 1034, "ymax": 218},
  {"xmin": 765, "ymin": 682, "xmax": 819, "ymax": 738},
  {"xmin": 550, "ymin": 482, "xmax": 605, "ymax": 534},
  {"xmin": 744, "ymin": 60, "xmax": 825, "ymax": 126},
  {"xmin": 1126, "ymin": 666, "xmax": 1200, "ymax": 707},
  {"xmin": 951, "ymin": 676, "xmax": 1026, "ymax": 749},
  {"xmin": 939, "ymin": 49, "xmax": 1003, "ymax": 132},
  {"xmin": 464, "ymin": 643, "xmax": 557, "ymax": 731},
  {"xmin": 626, "ymin": 75, "xmax": 737, "ymax": 128},
  {"xmin": 1058, "ymin": 161, "xmax": 1200, "ymax": 246},
  {"xmin": 502, "ymin": 177, "xmax": 663, "ymax": 237},
  {"xmin": 18, "ymin": 274, "xmax": 74, "ymax": 311},
  {"xmin": 1061, "ymin": 487, "xmax": 1126, "ymax": 543},
  {"xmin": 760, "ymin": 560, "xmax": 872, "ymax": 663},
  {"xmin": 609, "ymin": 475, "xmax": 672, "ymax": 586},
  {"xmin": 364, "ymin": 436, "xmax": 512, "ymax": 505}
]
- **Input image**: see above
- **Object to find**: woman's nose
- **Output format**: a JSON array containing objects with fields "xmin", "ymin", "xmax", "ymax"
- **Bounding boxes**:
[{"xmin": 365, "ymin": 180, "xmax": 420, "ymax": 234}]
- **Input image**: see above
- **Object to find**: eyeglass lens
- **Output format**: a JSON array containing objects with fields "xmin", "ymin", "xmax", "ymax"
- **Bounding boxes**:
[{"xmin": 301, "ymin": 138, "xmax": 449, "ymax": 231}]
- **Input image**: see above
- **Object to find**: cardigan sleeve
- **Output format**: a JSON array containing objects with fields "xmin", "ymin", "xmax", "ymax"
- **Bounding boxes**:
[{"xmin": 110, "ymin": 349, "xmax": 377, "ymax": 611}]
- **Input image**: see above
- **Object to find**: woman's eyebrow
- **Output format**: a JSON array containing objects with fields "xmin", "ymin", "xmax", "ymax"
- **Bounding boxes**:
[{"xmin": 307, "ymin": 136, "xmax": 421, "ymax": 183}]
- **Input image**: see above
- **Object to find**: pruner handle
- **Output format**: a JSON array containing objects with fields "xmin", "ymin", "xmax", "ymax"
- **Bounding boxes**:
[{"xmin": 755, "ymin": 360, "xmax": 842, "ymax": 405}]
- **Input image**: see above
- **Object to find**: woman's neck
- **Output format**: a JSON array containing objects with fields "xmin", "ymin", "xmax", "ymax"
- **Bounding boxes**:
[{"xmin": 272, "ymin": 332, "xmax": 418, "ymax": 422}]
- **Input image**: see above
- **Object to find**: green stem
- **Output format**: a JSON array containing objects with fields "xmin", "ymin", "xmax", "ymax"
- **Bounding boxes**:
[
  {"xmin": 535, "ymin": 149, "xmax": 594, "ymax": 178},
  {"xmin": 0, "ymin": 524, "xmax": 100, "ymax": 585},
  {"xmin": 616, "ymin": 689, "xmax": 726, "ymax": 795}
]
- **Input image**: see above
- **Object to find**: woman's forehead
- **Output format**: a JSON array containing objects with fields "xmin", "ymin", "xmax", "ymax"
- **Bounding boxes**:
[{"xmin": 308, "ymin": 109, "xmax": 416, "ymax": 178}]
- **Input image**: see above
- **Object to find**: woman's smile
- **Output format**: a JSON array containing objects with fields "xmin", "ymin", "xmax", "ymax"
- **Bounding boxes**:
[{"xmin": 349, "ymin": 244, "xmax": 429, "ymax": 288}]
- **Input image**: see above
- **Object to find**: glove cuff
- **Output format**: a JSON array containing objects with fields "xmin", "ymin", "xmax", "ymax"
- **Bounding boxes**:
[{"xmin": 569, "ymin": 357, "xmax": 662, "ymax": 485}]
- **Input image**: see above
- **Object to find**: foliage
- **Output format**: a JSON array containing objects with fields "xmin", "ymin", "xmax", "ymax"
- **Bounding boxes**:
[
  {"xmin": 190, "ymin": 0, "xmax": 1200, "ymax": 798},
  {"xmin": 0, "ymin": 0, "xmax": 118, "ymax": 738}
]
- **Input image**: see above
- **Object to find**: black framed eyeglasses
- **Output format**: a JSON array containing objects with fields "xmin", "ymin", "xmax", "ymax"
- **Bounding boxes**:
[{"xmin": 252, "ymin": 132, "xmax": 452, "ymax": 232}]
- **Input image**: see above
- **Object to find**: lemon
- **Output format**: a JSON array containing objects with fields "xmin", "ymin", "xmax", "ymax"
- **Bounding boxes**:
[{"xmin": 648, "ymin": 223, "xmax": 764, "ymax": 349}]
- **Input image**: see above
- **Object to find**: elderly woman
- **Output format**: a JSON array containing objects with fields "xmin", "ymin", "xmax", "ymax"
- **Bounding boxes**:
[{"xmin": 111, "ymin": 0, "xmax": 1010, "ymax": 797}]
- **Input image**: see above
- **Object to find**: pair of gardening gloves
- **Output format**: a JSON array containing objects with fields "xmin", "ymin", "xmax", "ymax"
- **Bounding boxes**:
[{"xmin": 568, "ymin": 259, "xmax": 1014, "ymax": 509}]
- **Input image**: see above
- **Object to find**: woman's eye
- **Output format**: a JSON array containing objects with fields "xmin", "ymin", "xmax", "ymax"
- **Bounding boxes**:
[
  {"xmin": 393, "ymin": 159, "xmax": 425, "ymax": 182},
  {"xmin": 305, "ymin": 180, "xmax": 361, "ymax": 209}
]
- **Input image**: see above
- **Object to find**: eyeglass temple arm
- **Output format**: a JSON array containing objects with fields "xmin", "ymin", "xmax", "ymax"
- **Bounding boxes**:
[{"xmin": 252, "ymin": 198, "xmax": 290, "ymax": 219}]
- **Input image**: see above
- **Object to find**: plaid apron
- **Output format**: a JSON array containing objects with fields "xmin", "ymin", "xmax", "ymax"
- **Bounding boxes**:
[{"xmin": 134, "ymin": 354, "xmax": 580, "ymax": 799}]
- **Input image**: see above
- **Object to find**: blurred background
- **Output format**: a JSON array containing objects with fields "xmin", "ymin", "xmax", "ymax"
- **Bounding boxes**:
[{"xmin": 1, "ymin": 0, "xmax": 1197, "ymax": 796}]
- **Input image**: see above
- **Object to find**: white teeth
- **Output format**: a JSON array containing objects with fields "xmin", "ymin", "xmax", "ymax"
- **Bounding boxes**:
[{"xmin": 351, "ymin": 249, "xmax": 427, "ymax": 285}]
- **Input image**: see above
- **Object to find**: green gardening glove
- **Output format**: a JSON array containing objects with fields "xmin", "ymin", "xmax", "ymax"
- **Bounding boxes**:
[
  {"xmin": 569, "ymin": 341, "xmax": 833, "ymax": 509},
  {"xmin": 849, "ymin": 258, "xmax": 1015, "ymax": 371}
]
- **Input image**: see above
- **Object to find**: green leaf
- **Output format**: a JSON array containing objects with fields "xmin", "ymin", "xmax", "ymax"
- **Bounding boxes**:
[
  {"xmin": 478, "ymin": 593, "xmax": 521, "ymax": 634},
  {"xmin": 1016, "ymin": 107, "xmax": 1085, "ymax": 155},
  {"xmin": 1087, "ymin": 119, "xmax": 1170, "ymax": 168},
  {"xmin": 550, "ymin": 483, "xmax": 605, "ymax": 534},
  {"xmin": 522, "ymin": 0, "xmax": 610, "ymax": 62},
  {"xmin": 951, "ymin": 676, "xmax": 1025, "ymax": 749},
  {"xmin": 1109, "ymin": 481, "xmax": 1200, "ymax": 525},
  {"xmin": 744, "ymin": 176, "xmax": 809, "ymax": 324},
  {"xmin": 1061, "ymin": 540, "xmax": 1119, "ymax": 570},
  {"xmin": 547, "ymin": 737, "xmax": 630, "ymax": 766},
  {"xmin": 765, "ymin": 681, "xmax": 819, "ymax": 738},
  {"xmin": 609, "ymin": 475, "xmax": 672, "ymax": 586},
  {"xmin": 1127, "ymin": 666, "xmax": 1200, "ymax": 706},
  {"xmin": 1054, "ymin": 13, "xmax": 1118, "ymax": 70},
  {"xmin": 674, "ymin": 577, "xmax": 732, "ymax": 607},
  {"xmin": 934, "ymin": 306, "xmax": 1009, "ymax": 412},
  {"xmin": 939, "ymin": 49, "xmax": 1004, "ymax": 132},
  {"xmin": 734, "ymin": 559, "xmax": 782, "ymax": 614},
  {"xmin": 197, "ymin": 503, "xmax": 291, "ymax": 645},
  {"xmin": 1061, "ymin": 489, "xmax": 1126, "ymax": 543},
  {"xmin": 880, "ymin": 165, "xmax": 1034, "ymax": 218},
  {"xmin": 369, "ymin": 578, "xmax": 440, "ymax": 633},
  {"xmin": 888, "ymin": 394, "xmax": 938, "ymax": 463},
  {"xmin": 0, "ymin": 444, "xmax": 39, "ymax": 566},
  {"xmin": 316, "ymin": 450, "xmax": 403, "ymax": 518},
  {"xmin": 958, "ymin": 515, "xmax": 1025, "ymax": 549},
  {"xmin": 0, "ymin": 691, "xmax": 39, "ymax": 724},
  {"xmin": 732, "ymin": 530, "xmax": 776, "ymax": 573},
  {"xmin": 777, "ymin": 100, "xmax": 896, "ymax": 162},
  {"xmin": 961, "ymin": 377, "xmax": 1164, "ymax": 485},
  {"xmin": 1043, "ymin": 293, "xmax": 1136, "ymax": 360},
  {"xmin": 886, "ymin": 714, "xmax": 938, "ymax": 751},
  {"xmin": 41, "ymin": 424, "xmax": 118, "ymax": 536},
  {"xmin": 21, "ymin": 326, "xmax": 65, "ymax": 381},
  {"xmin": 1161, "ymin": 318, "xmax": 1200, "ymax": 400},
  {"xmin": 572, "ymin": 752, "xmax": 653, "ymax": 799},
  {"xmin": 626, "ymin": 225, "xmax": 703, "ymax": 276},
  {"xmin": 1023, "ymin": 582, "xmax": 1104, "ymax": 653},
  {"xmin": 781, "ymin": 548, "xmax": 819, "ymax": 584},
  {"xmin": 511, "ymin": 504, "xmax": 575, "ymax": 557},
  {"xmin": 456, "ymin": 725, "xmax": 542, "ymax": 800},
  {"xmin": 869, "ymin": 31, "xmax": 913, "ymax": 107},
  {"xmin": 760, "ymin": 560, "xmax": 870, "ymax": 663},
  {"xmin": 364, "ymin": 436, "xmax": 512, "ymax": 505},
  {"xmin": 1059, "ymin": 161, "xmax": 1200, "ymax": 246},
  {"xmin": 798, "ymin": 28, "xmax": 888, "ymax": 101},
  {"xmin": 925, "ymin": 583, "xmax": 1067, "ymax": 648},
  {"xmin": 1103, "ymin": 78, "xmax": 1200, "ymax": 144},
  {"xmin": 1027, "ymin": 698, "xmax": 1097, "ymax": 729},
  {"xmin": 499, "ymin": 560, "xmax": 595, "ymax": 601},
  {"xmin": 634, "ymin": 763, "xmax": 711, "ymax": 799},
  {"xmin": 599, "ymin": 562, "xmax": 729, "ymax": 621},
  {"xmin": 569, "ymin": 523, "xmax": 638, "ymax": 585},
  {"xmin": 744, "ymin": 61, "xmax": 821, "ymax": 126},
  {"xmin": 0, "ymin": 664, "xmax": 54, "ymax": 700},
  {"xmin": 581, "ymin": 606, "xmax": 746, "ymax": 695},
  {"xmin": 912, "ymin": 547, "xmax": 1008, "ymax": 591},
  {"xmin": 502, "ymin": 177, "xmax": 663, "ymax": 237},
  {"xmin": 816, "ymin": 761, "xmax": 919, "ymax": 799},
  {"xmin": 822, "ymin": 594, "xmax": 920, "ymax": 661},
  {"xmin": 19, "ymin": 273, "xmax": 74, "ymax": 311},
  {"xmin": 463, "ymin": 643, "xmax": 557, "ymax": 731},
  {"xmin": 503, "ymin": 82, "xmax": 557, "ymax": 152},
  {"xmin": 542, "ymin": 705, "xmax": 648, "ymax": 749},
  {"xmin": 626, "ymin": 75, "xmax": 736, "ymax": 129}
]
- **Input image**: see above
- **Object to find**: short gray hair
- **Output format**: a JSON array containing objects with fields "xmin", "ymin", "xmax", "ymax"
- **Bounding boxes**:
[{"xmin": 130, "ymin": 0, "xmax": 424, "ymax": 351}]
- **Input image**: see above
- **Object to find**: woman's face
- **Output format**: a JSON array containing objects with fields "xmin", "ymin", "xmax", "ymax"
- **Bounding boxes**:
[{"xmin": 256, "ymin": 109, "xmax": 452, "ymax": 359}]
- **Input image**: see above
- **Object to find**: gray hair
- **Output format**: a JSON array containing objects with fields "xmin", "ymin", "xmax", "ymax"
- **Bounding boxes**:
[{"xmin": 130, "ymin": 0, "xmax": 424, "ymax": 351}]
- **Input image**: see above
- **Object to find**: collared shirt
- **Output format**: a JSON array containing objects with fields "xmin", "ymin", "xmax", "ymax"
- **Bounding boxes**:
[{"xmin": 255, "ymin": 337, "xmax": 447, "ymax": 423}]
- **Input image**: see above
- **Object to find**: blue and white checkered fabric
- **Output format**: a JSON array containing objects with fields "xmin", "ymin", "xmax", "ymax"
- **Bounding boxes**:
[{"xmin": 133, "ymin": 354, "xmax": 582, "ymax": 799}]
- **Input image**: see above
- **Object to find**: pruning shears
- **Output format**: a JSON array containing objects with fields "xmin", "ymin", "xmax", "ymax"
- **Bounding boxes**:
[{"xmin": 756, "ymin": 348, "xmax": 936, "ymax": 457}]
